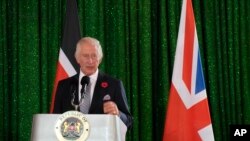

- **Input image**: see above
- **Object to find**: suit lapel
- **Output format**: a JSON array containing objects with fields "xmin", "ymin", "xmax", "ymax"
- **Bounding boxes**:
[
  {"xmin": 71, "ymin": 74, "xmax": 80, "ymax": 105},
  {"xmin": 89, "ymin": 72, "xmax": 104, "ymax": 113}
]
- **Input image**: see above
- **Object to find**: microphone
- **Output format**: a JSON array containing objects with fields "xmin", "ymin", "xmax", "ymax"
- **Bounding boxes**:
[
  {"xmin": 80, "ymin": 76, "xmax": 90, "ymax": 94},
  {"xmin": 103, "ymin": 94, "xmax": 111, "ymax": 102}
]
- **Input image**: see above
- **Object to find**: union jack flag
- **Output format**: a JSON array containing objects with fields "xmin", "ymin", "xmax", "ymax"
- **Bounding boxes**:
[{"xmin": 163, "ymin": 0, "xmax": 214, "ymax": 140}]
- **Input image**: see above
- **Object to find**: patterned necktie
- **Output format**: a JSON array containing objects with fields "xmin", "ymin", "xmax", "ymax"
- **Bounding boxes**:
[{"xmin": 80, "ymin": 79, "xmax": 91, "ymax": 114}]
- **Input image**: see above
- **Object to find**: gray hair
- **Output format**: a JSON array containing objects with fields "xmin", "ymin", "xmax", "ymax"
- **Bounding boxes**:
[{"xmin": 75, "ymin": 37, "xmax": 103, "ymax": 61}]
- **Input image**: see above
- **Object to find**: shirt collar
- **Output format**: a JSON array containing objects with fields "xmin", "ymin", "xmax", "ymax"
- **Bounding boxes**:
[{"xmin": 79, "ymin": 69, "xmax": 99, "ymax": 83}]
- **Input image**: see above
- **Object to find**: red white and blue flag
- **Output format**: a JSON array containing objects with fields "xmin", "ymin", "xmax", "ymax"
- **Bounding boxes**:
[
  {"xmin": 163, "ymin": 0, "xmax": 214, "ymax": 140},
  {"xmin": 50, "ymin": 0, "xmax": 81, "ymax": 112}
]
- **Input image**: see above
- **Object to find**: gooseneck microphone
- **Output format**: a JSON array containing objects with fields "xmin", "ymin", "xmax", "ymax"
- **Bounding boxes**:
[
  {"xmin": 79, "ymin": 76, "xmax": 90, "ymax": 113},
  {"xmin": 80, "ymin": 76, "xmax": 90, "ymax": 97}
]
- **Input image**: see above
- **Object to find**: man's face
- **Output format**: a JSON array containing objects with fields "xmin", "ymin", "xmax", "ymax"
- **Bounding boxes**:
[{"xmin": 76, "ymin": 43, "xmax": 101, "ymax": 76}]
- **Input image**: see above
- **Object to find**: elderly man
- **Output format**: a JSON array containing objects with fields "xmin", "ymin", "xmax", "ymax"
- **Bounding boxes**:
[{"xmin": 52, "ymin": 37, "xmax": 133, "ymax": 128}]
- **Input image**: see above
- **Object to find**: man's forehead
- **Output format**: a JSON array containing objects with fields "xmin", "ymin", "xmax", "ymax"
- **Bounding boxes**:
[{"xmin": 80, "ymin": 41, "xmax": 96, "ymax": 47}]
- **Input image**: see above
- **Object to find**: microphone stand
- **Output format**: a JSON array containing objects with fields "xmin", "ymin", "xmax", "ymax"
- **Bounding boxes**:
[
  {"xmin": 71, "ymin": 84, "xmax": 87, "ymax": 111},
  {"xmin": 71, "ymin": 91, "xmax": 79, "ymax": 111}
]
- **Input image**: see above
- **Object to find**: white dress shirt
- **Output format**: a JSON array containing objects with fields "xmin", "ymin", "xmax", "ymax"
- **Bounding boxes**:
[{"xmin": 78, "ymin": 69, "xmax": 98, "ymax": 103}]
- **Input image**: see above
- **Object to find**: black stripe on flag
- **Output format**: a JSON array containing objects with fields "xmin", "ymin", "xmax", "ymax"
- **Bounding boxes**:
[{"xmin": 61, "ymin": 0, "xmax": 81, "ymax": 71}]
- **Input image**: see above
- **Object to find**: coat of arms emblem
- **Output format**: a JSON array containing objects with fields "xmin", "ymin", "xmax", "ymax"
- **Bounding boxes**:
[{"xmin": 55, "ymin": 111, "xmax": 90, "ymax": 141}]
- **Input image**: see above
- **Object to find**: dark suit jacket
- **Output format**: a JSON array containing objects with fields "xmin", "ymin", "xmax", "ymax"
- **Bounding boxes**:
[{"xmin": 53, "ymin": 72, "xmax": 133, "ymax": 128}]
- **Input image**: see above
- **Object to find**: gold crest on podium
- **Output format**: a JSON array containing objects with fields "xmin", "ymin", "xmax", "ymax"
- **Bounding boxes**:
[{"xmin": 55, "ymin": 111, "xmax": 90, "ymax": 141}]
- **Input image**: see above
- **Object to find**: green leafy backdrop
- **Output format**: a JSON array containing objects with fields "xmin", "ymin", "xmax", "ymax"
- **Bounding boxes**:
[{"xmin": 0, "ymin": 0, "xmax": 249, "ymax": 140}]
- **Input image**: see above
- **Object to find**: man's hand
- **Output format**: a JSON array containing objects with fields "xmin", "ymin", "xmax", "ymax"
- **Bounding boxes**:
[{"xmin": 103, "ymin": 101, "xmax": 120, "ymax": 115}]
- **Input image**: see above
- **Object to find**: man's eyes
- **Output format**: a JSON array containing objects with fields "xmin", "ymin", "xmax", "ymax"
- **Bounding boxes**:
[{"xmin": 82, "ymin": 54, "xmax": 97, "ymax": 58}]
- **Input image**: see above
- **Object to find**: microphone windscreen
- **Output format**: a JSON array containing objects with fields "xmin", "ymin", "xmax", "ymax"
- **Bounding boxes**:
[
  {"xmin": 103, "ymin": 94, "xmax": 111, "ymax": 102},
  {"xmin": 81, "ymin": 76, "xmax": 90, "ymax": 86}
]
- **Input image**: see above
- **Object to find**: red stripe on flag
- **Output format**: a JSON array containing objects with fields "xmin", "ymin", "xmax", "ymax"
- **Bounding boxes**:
[
  {"xmin": 183, "ymin": 0, "xmax": 195, "ymax": 93},
  {"xmin": 49, "ymin": 62, "xmax": 69, "ymax": 113},
  {"xmin": 163, "ymin": 85, "xmax": 211, "ymax": 141}
]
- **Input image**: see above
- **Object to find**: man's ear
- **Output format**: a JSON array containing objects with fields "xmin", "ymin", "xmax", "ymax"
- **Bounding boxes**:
[{"xmin": 98, "ymin": 58, "xmax": 102, "ymax": 65}]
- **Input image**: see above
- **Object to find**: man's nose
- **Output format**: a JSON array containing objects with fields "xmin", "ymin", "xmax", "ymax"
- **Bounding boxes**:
[{"xmin": 86, "ymin": 57, "xmax": 93, "ymax": 63}]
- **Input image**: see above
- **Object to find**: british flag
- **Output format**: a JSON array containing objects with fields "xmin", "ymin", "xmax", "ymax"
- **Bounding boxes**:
[{"xmin": 163, "ymin": 0, "xmax": 214, "ymax": 140}]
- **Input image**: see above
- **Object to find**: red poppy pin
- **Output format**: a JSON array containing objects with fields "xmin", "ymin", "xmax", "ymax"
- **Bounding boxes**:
[{"xmin": 101, "ymin": 82, "xmax": 108, "ymax": 88}]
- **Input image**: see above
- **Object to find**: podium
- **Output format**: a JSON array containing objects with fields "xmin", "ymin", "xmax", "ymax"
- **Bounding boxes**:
[{"xmin": 31, "ymin": 114, "xmax": 127, "ymax": 141}]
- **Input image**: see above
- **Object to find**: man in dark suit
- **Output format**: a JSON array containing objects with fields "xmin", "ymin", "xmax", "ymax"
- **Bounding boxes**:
[{"xmin": 52, "ymin": 37, "xmax": 133, "ymax": 129}]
